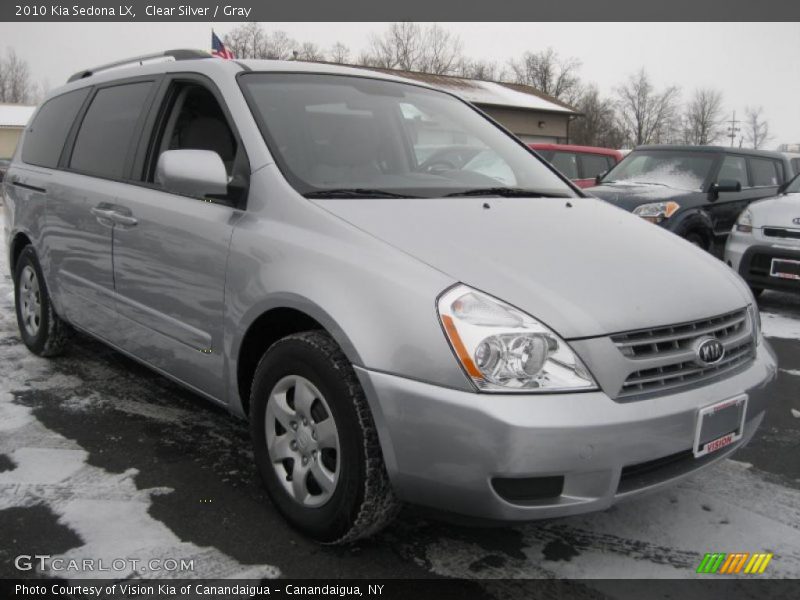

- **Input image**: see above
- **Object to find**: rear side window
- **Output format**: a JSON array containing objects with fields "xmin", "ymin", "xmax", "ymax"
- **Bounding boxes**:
[
  {"xmin": 70, "ymin": 81, "xmax": 153, "ymax": 180},
  {"xmin": 793, "ymin": 158, "xmax": 800, "ymax": 175},
  {"xmin": 550, "ymin": 151, "xmax": 579, "ymax": 179},
  {"xmin": 22, "ymin": 88, "xmax": 90, "ymax": 168},
  {"xmin": 748, "ymin": 158, "xmax": 781, "ymax": 187},
  {"xmin": 580, "ymin": 154, "xmax": 611, "ymax": 179}
]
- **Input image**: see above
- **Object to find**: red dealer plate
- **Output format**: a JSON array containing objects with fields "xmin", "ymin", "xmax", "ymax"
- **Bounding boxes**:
[
  {"xmin": 693, "ymin": 395, "xmax": 748, "ymax": 458},
  {"xmin": 770, "ymin": 258, "xmax": 800, "ymax": 280}
]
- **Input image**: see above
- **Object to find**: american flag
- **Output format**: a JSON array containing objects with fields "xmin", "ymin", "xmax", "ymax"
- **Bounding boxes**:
[{"xmin": 211, "ymin": 31, "xmax": 234, "ymax": 59}]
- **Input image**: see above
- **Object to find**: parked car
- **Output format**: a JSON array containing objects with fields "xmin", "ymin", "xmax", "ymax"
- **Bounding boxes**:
[
  {"xmin": 726, "ymin": 173, "xmax": 800, "ymax": 296},
  {"xmin": 587, "ymin": 145, "xmax": 796, "ymax": 255},
  {"xmin": 4, "ymin": 51, "xmax": 776, "ymax": 543},
  {"xmin": 529, "ymin": 143, "xmax": 624, "ymax": 188},
  {"xmin": 0, "ymin": 158, "xmax": 11, "ymax": 182},
  {"xmin": 782, "ymin": 152, "xmax": 800, "ymax": 175}
]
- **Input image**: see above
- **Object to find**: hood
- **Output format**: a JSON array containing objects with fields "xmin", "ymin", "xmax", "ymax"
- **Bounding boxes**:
[
  {"xmin": 586, "ymin": 183, "xmax": 698, "ymax": 212},
  {"xmin": 312, "ymin": 196, "xmax": 751, "ymax": 339},
  {"xmin": 750, "ymin": 192, "xmax": 800, "ymax": 228}
]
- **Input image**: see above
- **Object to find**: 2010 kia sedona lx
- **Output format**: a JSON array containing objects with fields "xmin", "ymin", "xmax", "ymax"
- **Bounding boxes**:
[{"xmin": 3, "ymin": 51, "xmax": 777, "ymax": 543}]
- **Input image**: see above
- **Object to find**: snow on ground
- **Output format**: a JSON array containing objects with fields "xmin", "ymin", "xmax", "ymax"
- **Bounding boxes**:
[{"xmin": 0, "ymin": 215, "xmax": 280, "ymax": 580}]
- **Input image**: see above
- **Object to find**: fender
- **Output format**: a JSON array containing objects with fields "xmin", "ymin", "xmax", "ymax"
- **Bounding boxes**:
[{"xmin": 666, "ymin": 207, "xmax": 714, "ymax": 239}]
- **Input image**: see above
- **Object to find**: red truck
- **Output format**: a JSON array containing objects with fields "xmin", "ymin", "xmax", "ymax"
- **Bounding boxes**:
[{"xmin": 530, "ymin": 143, "xmax": 624, "ymax": 188}]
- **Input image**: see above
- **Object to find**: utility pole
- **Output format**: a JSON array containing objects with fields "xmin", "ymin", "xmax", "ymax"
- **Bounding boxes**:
[{"xmin": 726, "ymin": 111, "xmax": 741, "ymax": 147}]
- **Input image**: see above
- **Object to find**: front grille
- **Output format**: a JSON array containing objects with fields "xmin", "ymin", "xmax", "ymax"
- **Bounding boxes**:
[
  {"xmin": 611, "ymin": 309, "xmax": 755, "ymax": 398},
  {"xmin": 763, "ymin": 227, "xmax": 800, "ymax": 240}
]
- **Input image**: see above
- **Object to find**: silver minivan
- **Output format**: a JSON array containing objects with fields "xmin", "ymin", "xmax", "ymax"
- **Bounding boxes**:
[{"xmin": 3, "ymin": 51, "xmax": 777, "ymax": 543}]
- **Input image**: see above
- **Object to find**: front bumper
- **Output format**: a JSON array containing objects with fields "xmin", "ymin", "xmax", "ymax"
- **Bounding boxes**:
[
  {"xmin": 726, "ymin": 230, "xmax": 800, "ymax": 292},
  {"xmin": 355, "ymin": 341, "xmax": 777, "ymax": 521}
]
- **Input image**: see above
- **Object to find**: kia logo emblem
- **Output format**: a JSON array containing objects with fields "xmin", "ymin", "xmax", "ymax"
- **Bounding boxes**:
[
  {"xmin": 694, "ymin": 336, "xmax": 725, "ymax": 366},
  {"xmin": 793, "ymin": 217, "xmax": 800, "ymax": 225}
]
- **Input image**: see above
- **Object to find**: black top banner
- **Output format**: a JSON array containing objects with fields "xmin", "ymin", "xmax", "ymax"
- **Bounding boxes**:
[{"xmin": 1, "ymin": 0, "xmax": 800, "ymax": 21}]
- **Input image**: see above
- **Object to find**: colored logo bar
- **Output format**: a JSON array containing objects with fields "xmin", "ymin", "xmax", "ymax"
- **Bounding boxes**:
[{"xmin": 696, "ymin": 553, "xmax": 773, "ymax": 574}]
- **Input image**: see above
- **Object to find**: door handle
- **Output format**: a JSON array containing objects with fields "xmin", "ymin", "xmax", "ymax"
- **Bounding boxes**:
[
  {"xmin": 112, "ymin": 214, "xmax": 138, "ymax": 227},
  {"xmin": 90, "ymin": 206, "xmax": 118, "ymax": 222},
  {"xmin": 90, "ymin": 205, "xmax": 137, "ymax": 227}
]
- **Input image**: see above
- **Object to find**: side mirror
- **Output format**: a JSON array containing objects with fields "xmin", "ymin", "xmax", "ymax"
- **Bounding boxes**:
[
  {"xmin": 595, "ymin": 171, "xmax": 607, "ymax": 185},
  {"xmin": 777, "ymin": 181, "xmax": 789, "ymax": 194},
  {"xmin": 710, "ymin": 179, "xmax": 742, "ymax": 194},
  {"xmin": 155, "ymin": 150, "xmax": 228, "ymax": 198}
]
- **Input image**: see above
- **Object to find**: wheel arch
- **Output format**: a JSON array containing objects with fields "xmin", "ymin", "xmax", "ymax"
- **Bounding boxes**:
[
  {"xmin": 232, "ymin": 295, "xmax": 364, "ymax": 417},
  {"xmin": 9, "ymin": 231, "xmax": 34, "ymax": 275}
]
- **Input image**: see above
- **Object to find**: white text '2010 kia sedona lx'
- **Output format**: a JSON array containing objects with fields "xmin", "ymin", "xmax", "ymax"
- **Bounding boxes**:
[{"xmin": 3, "ymin": 51, "xmax": 777, "ymax": 543}]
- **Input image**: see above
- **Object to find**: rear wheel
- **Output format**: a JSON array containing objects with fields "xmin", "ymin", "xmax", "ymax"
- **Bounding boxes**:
[
  {"xmin": 14, "ymin": 246, "xmax": 70, "ymax": 357},
  {"xmin": 250, "ymin": 330, "xmax": 399, "ymax": 543}
]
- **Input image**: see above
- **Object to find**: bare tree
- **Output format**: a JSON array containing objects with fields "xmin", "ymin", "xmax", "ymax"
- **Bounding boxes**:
[
  {"xmin": 508, "ymin": 48, "xmax": 582, "ymax": 104},
  {"xmin": 743, "ymin": 105, "xmax": 772, "ymax": 149},
  {"xmin": 0, "ymin": 49, "xmax": 36, "ymax": 104},
  {"xmin": 367, "ymin": 22, "xmax": 422, "ymax": 70},
  {"xmin": 362, "ymin": 23, "xmax": 463, "ymax": 74},
  {"xmin": 295, "ymin": 42, "xmax": 325, "ymax": 62},
  {"xmin": 329, "ymin": 42, "xmax": 351, "ymax": 64},
  {"xmin": 683, "ymin": 88, "xmax": 724, "ymax": 145},
  {"xmin": 454, "ymin": 58, "xmax": 504, "ymax": 81},
  {"xmin": 223, "ymin": 22, "xmax": 266, "ymax": 59},
  {"xmin": 223, "ymin": 24, "xmax": 298, "ymax": 60},
  {"xmin": 417, "ymin": 24, "xmax": 462, "ymax": 75},
  {"xmin": 570, "ymin": 85, "xmax": 625, "ymax": 148},
  {"xmin": 615, "ymin": 68, "xmax": 681, "ymax": 146}
]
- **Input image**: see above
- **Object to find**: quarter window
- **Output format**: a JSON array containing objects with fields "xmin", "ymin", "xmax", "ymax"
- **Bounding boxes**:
[
  {"xmin": 749, "ymin": 158, "xmax": 782, "ymax": 187},
  {"xmin": 69, "ymin": 81, "xmax": 153, "ymax": 179},
  {"xmin": 22, "ymin": 88, "xmax": 90, "ymax": 168}
]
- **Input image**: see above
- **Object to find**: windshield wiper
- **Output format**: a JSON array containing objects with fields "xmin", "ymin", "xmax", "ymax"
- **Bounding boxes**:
[
  {"xmin": 445, "ymin": 187, "xmax": 567, "ymax": 198},
  {"xmin": 304, "ymin": 188, "xmax": 420, "ymax": 199}
]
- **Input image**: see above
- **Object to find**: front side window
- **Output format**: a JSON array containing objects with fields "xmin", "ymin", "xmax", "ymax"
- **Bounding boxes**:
[
  {"xmin": 717, "ymin": 155, "xmax": 749, "ymax": 188},
  {"xmin": 239, "ymin": 73, "xmax": 576, "ymax": 198},
  {"xmin": 603, "ymin": 150, "xmax": 716, "ymax": 191},
  {"xmin": 69, "ymin": 81, "xmax": 153, "ymax": 179},
  {"xmin": 22, "ymin": 88, "xmax": 90, "ymax": 168}
]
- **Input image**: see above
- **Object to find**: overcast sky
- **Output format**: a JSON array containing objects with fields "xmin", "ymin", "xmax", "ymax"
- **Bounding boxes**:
[{"xmin": 1, "ymin": 22, "xmax": 798, "ymax": 147}]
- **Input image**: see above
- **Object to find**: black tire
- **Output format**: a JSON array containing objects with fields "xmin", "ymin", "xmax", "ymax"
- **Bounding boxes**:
[
  {"xmin": 13, "ymin": 245, "xmax": 70, "ymax": 357},
  {"xmin": 250, "ymin": 330, "xmax": 399, "ymax": 543},
  {"xmin": 684, "ymin": 231, "xmax": 708, "ymax": 251},
  {"xmin": 750, "ymin": 286, "xmax": 764, "ymax": 299}
]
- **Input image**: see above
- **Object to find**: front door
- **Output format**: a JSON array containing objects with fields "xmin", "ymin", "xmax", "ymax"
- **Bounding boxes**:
[{"xmin": 109, "ymin": 78, "xmax": 248, "ymax": 401}]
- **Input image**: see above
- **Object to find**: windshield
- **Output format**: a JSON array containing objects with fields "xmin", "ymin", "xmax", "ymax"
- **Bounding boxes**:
[
  {"xmin": 785, "ymin": 173, "xmax": 800, "ymax": 194},
  {"xmin": 603, "ymin": 150, "xmax": 716, "ymax": 192},
  {"xmin": 239, "ymin": 73, "xmax": 576, "ymax": 199}
]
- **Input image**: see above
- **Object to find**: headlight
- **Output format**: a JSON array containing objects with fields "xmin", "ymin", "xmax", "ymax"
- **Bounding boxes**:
[
  {"xmin": 736, "ymin": 209, "xmax": 753, "ymax": 233},
  {"xmin": 633, "ymin": 201, "xmax": 680, "ymax": 224},
  {"xmin": 437, "ymin": 285, "xmax": 597, "ymax": 392}
]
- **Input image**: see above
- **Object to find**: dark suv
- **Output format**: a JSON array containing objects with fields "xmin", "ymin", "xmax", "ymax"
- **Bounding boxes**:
[{"xmin": 587, "ymin": 145, "xmax": 796, "ymax": 255}]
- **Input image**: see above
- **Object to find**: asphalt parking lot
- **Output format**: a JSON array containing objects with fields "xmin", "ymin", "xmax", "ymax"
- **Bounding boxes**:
[{"xmin": 1, "ymin": 220, "xmax": 799, "ymax": 586}]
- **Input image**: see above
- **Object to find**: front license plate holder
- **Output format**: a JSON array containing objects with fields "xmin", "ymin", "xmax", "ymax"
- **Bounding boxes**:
[
  {"xmin": 693, "ymin": 395, "xmax": 747, "ymax": 458},
  {"xmin": 770, "ymin": 258, "xmax": 800, "ymax": 280}
]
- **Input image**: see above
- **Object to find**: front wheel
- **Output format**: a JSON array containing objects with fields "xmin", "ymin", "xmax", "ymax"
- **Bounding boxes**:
[
  {"xmin": 14, "ymin": 246, "xmax": 71, "ymax": 357},
  {"xmin": 683, "ymin": 231, "xmax": 708, "ymax": 251},
  {"xmin": 250, "ymin": 331, "xmax": 399, "ymax": 543}
]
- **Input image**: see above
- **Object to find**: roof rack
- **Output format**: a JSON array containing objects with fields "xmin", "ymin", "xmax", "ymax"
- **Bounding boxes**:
[{"xmin": 67, "ymin": 49, "xmax": 211, "ymax": 83}]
